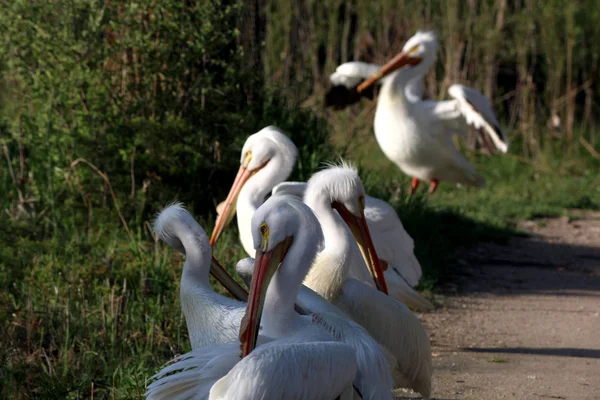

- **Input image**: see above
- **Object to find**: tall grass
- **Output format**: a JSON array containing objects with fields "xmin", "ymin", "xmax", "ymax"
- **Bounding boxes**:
[{"xmin": 256, "ymin": 0, "xmax": 600, "ymax": 154}]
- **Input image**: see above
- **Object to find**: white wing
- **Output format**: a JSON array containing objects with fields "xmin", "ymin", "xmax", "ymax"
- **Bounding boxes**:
[
  {"xmin": 433, "ymin": 84, "xmax": 508, "ymax": 153},
  {"xmin": 271, "ymin": 181, "xmax": 307, "ymax": 199},
  {"xmin": 311, "ymin": 311, "xmax": 394, "ymax": 400},
  {"xmin": 210, "ymin": 339, "xmax": 357, "ymax": 400},
  {"xmin": 337, "ymin": 279, "xmax": 432, "ymax": 398},
  {"xmin": 364, "ymin": 196, "xmax": 421, "ymax": 286},
  {"xmin": 146, "ymin": 343, "xmax": 241, "ymax": 400}
]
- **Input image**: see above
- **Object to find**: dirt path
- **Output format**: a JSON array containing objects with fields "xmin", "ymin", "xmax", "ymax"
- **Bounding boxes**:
[{"xmin": 400, "ymin": 210, "xmax": 600, "ymax": 400}]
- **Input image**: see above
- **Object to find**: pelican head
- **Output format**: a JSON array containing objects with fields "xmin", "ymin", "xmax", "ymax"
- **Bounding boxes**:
[
  {"xmin": 358, "ymin": 30, "xmax": 439, "ymax": 93},
  {"xmin": 210, "ymin": 126, "xmax": 298, "ymax": 246},
  {"xmin": 239, "ymin": 195, "xmax": 323, "ymax": 357},
  {"xmin": 305, "ymin": 162, "xmax": 389, "ymax": 294}
]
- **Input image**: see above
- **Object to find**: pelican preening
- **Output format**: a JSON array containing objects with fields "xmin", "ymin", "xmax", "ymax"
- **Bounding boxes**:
[
  {"xmin": 326, "ymin": 30, "xmax": 509, "ymax": 194},
  {"xmin": 152, "ymin": 203, "xmax": 247, "ymax": 349},
  {"xmin": 147, "ymin": 196, "xmax": 392, "ymax": 399}
]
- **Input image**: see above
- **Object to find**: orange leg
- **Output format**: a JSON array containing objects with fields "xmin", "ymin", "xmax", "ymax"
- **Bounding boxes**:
[
  {"xmin": 428, "ymin": 179, "xmax": 439, "ymax": 195},
  {"xmin": 409, "ymin": 177, "xmax": 420, "ymax": 195}
]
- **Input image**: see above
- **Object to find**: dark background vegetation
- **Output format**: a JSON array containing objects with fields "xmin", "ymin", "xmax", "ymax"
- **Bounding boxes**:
[{"xmin": 1, "ymin": 0, "xmax": 599, "ymax": 398}]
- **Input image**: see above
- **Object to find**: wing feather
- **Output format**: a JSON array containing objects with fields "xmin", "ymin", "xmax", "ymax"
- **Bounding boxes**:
[
  {"xmin": 146, "ymin": 344, "xmax": 241, "ymax": 400},
  {"xmin": 209, "ymin": 341, "xmax": 357, "ymax": 400},
  {"xmin": 338, "ymin": 279, "xmax": 432, "ymax": 398},
  {"xmin": 447, "ymin": 84, "xmax": 509, "ymax": 153}
]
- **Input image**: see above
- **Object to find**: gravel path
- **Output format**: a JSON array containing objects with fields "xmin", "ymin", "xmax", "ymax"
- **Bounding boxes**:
[{"xmin": 398, "ymin": 211, "xmax": 600, "ymax": 399}]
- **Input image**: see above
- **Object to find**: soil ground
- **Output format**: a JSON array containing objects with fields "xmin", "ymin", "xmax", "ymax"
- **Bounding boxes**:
[{"xmin": 397, "ymin": 210, "xmax": 600, "ymax": 400}]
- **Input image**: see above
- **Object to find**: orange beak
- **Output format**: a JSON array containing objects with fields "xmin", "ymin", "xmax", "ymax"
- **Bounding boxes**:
[
  {"xmin": 357, "ymin": 51, "xmax": 422, "ymax": 94},
  {"xmin": 239, "ymin": 236, "xmax": 293, "ymax": 357},
  {"xmin": 210, "ymin": 162, "xmax": 254, "ymax": 247},
  {"xmin": 332, "ymin": 201, "xmax": 389, "ymax": 295},
  {"xmin": 210, "ymin": 256, "xmax": 248, "ymax": 302}
]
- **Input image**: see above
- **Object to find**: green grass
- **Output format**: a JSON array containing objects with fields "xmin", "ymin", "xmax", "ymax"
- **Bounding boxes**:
[{"xmin": 2, "ymin": 129, "xmax": 600, "ymax": 398}]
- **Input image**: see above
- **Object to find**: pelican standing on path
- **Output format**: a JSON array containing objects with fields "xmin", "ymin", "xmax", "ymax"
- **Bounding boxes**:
[
  {"xmin": 147, "ymin": 196, "xmax": 392, "ymax": 399},
  {"xmin": 326, "ymin": 31, "xmax": 509, "ymax": 194}
]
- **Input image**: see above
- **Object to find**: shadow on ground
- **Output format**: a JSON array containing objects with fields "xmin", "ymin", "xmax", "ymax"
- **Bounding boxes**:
[{"xmin": 462, "ymin": 347, "xmax": 600, "ymax": 359}]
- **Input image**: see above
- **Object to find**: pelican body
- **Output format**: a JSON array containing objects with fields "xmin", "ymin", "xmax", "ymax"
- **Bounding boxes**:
[
  {"xmin": 302, "ymin": 165, "xmax": 433, "ymax": 397},
  {"xmin": 153, "ymin": 203, "xmax": 247, "ymax": 349},
  {"xmin": 326, "ymin": 31, "xmax": 509, "ymax": 194}
]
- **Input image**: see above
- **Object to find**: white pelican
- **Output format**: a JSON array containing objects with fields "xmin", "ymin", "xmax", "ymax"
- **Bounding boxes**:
[
  {"xmin": 209, "ymin": 126, "xmax": 297, "ymax": 256},
  {"xmin": 272, "ymin": 179, "xmax": 433, "ymax": 310},
  {"xmin": 211, "ymin": 129, "xmax": 431, "ymax": 310},
  {"xmin": 147, "ymin": 196, "xmax": 392, "ymax": 399},
  {"xmin": 302, "ymin": 165, "xmax": 433, "ymax": 397},
  {"xmin": 325, "ymin": 31, "xmax": 509, "ymax": 194},
  {"xmin": 153, "ymin": 203, "xmax": 248, "ymax": 348},
  {"xmin": 156, "ymin": 206, "xmax": 248, "ymax": 302}
]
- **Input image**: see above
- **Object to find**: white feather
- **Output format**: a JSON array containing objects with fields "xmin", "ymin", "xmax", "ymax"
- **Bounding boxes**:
[
  {"xmin": 330, "ymin": 62, "xmax": 382, "ymax": 88},
  {"xmin": 152, "ymin": 203, "xmax": 245, "ymax": 349},
  {"xmin": 338, "ymin": 279, "xmax": 432, "ymax": 398},
  {"xmin": 447, "ymin": 84, "xmax": 509, "ymax": 153},
  {"xmin": 274, "ymin": 177, "xmax": 431, "ymax": 309}
]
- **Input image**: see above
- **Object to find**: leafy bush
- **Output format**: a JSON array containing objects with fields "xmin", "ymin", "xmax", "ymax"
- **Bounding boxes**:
[{"xmin": 0, "ymin": 0, "xmax": 333, "ymax": 229}]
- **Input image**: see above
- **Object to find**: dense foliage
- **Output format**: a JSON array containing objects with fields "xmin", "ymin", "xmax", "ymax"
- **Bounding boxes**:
[{"xmin": 0, "ymin": 0, "xmax": 331, "ymax": 227}]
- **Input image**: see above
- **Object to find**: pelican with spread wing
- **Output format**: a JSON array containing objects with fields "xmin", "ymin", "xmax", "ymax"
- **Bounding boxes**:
[{"xmin": 326, "ymin": 31, "xmax": 509, "ymax": 194}]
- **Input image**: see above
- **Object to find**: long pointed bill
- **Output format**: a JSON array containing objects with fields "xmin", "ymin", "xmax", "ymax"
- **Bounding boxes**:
[
  {"xmin": 357, "ymin": 51, "xmax": 422, "ymax": 94},
  {"xmin": 210, "ymin": 256, "xmax": 248, "ymax": 301},
  {"xmin": 332, "ymin": 202, "xmax": 389, "ymax": 295},
  {"xmin": 239, "ymin": 236, "xmax": 294, "ymax": 357},
  {"xmin": 209, "ymin": 164, "xmax": 254, "ymax": 246}
]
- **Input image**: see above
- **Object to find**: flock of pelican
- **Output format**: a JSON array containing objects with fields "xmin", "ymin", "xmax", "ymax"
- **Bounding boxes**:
[{"xmin": 144, "ymin": 31, "xmax": 508, "ymax": 400}]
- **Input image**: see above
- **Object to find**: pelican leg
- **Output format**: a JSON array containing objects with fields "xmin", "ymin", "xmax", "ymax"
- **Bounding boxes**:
[
  {"xmin": 409, "ymin": 178, "xmax": 420, "ymax": 195},
  {"xmin": 428, "ymin": 179, "xmax": 439, "ymax": 195}
]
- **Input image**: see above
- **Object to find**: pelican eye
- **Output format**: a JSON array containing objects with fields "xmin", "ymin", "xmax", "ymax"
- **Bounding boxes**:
[
  {"xmin": 259, "ymin": 223, "xmax": 268, "ymax": 235},
  {"xmin": 358, "ymin": 195, "xmax": 366, "ymax": 211},
  {"xmin": 408, "ymin": 44, "xmax": 419, "ymax": 54},
  {"xmin": 242, "ymin": 150, "xmax": 253, "ymax": 167},
  {"xmin": 259, "ymin": 223, "xmax": 269, "ymax": 251}
]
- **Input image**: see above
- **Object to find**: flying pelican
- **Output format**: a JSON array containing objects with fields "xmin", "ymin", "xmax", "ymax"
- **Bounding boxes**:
[
  {"xmin": 147, "ymin": 196, "xmax": 392, "ymax": 399},
  {"xmin": 302, "ymin": 164, "xmax": 433, "ymax": 397},
  {"xmin": 325, "ymin": 30, "xmax": 509, "ymax": 194},
  {"xmin": 211, "ymin": 129, "xmax": 431, "ymax": 309}
]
